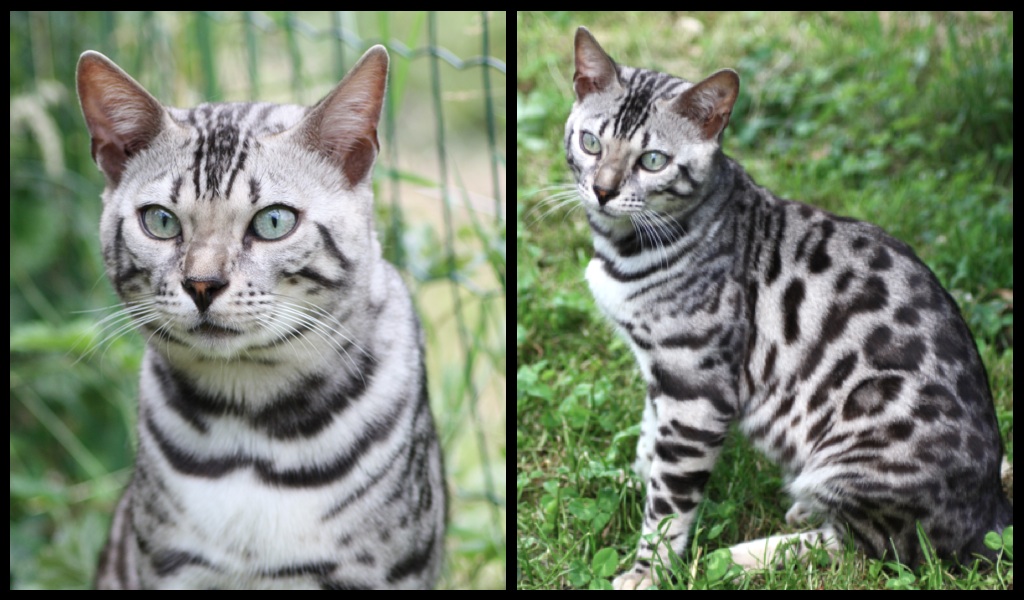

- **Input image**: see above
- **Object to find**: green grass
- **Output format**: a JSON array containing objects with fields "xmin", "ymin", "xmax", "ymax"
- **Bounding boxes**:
[{"xmin": 516, "ymin": 11, "xmax": 1012, "ymax": 590}]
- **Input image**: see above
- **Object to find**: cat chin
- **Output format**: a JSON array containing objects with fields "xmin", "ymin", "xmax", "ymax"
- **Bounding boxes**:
[
  {"xmin": 146, "ymin": 324, "xmax": 271, "ymax": 360},
  {"xmin": 583, "ymin": 201, "xmax": 635, "ymax": 222},
  {"xmin": 163, "ymin": 339, "xmax": 295, "ymax": 366}
]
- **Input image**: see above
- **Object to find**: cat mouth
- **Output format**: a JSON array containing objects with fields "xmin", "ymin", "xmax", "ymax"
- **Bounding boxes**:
[
  {"xmin": 592, "ymin": 204, "xmax": 631, "ymax": 219},
  {"xmin": 188, "ymin": 321, "xmax": 241, "ymax": 337},
  {"xmin": 589, "ymin": 203, "xmax": 619, "ymax": 217}
]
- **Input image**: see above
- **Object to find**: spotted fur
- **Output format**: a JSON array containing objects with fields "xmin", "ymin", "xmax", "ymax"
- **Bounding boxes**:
[
  {"xmin": 78, "ymin": 48, "xmax": 445, "ymax": 589},
  {"xmin": 566, "ymin": 27, "xmax": 1011, "ymax": 589}
]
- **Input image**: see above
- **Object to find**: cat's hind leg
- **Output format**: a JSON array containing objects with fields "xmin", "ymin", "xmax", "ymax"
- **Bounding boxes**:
[
  {"xmin": 727, "ymin": 526, "xmax": 840, "ymax": 570},
  {"xmin": 727, "ymin": 481, "xmax": 840, "ymax": 569}
]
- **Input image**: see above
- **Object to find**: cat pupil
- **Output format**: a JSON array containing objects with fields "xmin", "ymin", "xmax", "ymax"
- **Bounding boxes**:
[{"xmin": 640, "ymin": 151, "xmax": 666, "ymax": 171}]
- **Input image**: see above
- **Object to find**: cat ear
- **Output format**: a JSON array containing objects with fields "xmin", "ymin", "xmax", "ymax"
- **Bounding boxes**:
[
  {"xmin": 300, "ymin": 45, "xmax": 388, "ymax": 188},
  {"xmin": 675, "ymin": 69, "xmax": 740, "ymax": 141},
  {"xmin": 77, "ymin": 51, "xmax": 168, "ymax": 186},
  {"xmin": 573, "ymin": 27, "xmax": 623, "ymax": 100}
]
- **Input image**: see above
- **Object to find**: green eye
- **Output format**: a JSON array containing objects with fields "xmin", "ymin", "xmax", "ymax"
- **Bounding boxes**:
[
  {"xmin": 639, "ymin": 151, "xmax": 669, "ymax": 172},
  {"xmin": 581, "ymin": 131, "xmax": 601, "ymax": 155},
  {"xmin": 252, "ymin": 205, "xmax": 297, "ymax": 240},
  {"xmin": 140, "ymin": 206, "xmax": 181, "ymax": 239}
]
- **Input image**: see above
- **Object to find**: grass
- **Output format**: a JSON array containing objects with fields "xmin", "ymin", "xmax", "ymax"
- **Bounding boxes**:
[{"xmin": 516, "ymin": 11, "xmax": 1013, "ymax": 590}]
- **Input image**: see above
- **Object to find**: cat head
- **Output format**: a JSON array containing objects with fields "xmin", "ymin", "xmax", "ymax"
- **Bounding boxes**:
[
  {"xmin": 566, "ymin": 27, "xmax": 739, "ymax": 224},
  {"xmin": 75, "ymin": 48, "xmax": 390, "ymax": 365},
  {"xmin": 77, "ymin": 48, "xmax": 387, "ymax": 190}
]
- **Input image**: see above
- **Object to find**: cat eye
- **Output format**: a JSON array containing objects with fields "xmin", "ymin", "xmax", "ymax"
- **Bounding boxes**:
[
  {"xmin": 580, "ymin": 131, "xmax": 601, "ymax": 155},
  {"xmin": 639, "ymin": 151, "xmax": 669, "ymax": 172},
  {"xmin": 140, "ymin": 206, "xmax": 182, "ymax": 239},
  {"xmin": 252, "ymin": 205, "xmax": 297, "ymax": 240}
]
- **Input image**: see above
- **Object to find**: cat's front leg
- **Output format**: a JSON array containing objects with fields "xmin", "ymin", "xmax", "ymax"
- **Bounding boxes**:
[
  {"xmin": 631, "ymin": 388, "xmax": 658, "ymax": 482},
  {"xmin": 613, "ymin": 386, "xmax": 731, "ymax": 589}
]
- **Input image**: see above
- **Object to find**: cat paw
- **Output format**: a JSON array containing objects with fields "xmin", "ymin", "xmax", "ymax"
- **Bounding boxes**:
[
  {"xmin": 785, "ymin": 501, "xmax": 815, "ymax": 526},
  {"xmin": 612, "ymin": 571, "xmax": 656, "ymax": 590}
]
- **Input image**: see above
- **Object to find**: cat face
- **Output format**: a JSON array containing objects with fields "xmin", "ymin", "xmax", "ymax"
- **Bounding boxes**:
[
  {"xmin": 77, "ymin": 49, "xmax": 388, "ymax": 362},
  {"xmin": 565, "ymin": 28, "xmax": 739, "ymax": 230}
]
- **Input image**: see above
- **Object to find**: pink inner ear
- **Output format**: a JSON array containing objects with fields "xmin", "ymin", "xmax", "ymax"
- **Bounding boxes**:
[
  {"xmin": 300, "ymin": 47, "xmax": 388, "ymax": 187},
  {"xmin": 573, "ymin": 27, "xmax": 620, "ymax": 100},
  {"xmin": 676, "ymin": 70, "xmax": 740, "ymax": 141},
  {"xmin": 77, "ymin": 52, "xmax": 166, "ymax": 186},
  {"xmin": 574, "ymin": 75, "xmax": 602, "ymax": 99}
]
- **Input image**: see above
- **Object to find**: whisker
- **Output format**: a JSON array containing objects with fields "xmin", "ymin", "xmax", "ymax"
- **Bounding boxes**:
[
  {"xmin": 524, "ymin": 182, "xmax": 582, "ymax": 225},
  {"xmin": 71, "ymin": 296, "xmax": 161, "ymax": 365},
  {"xmin": 268, "ymin": 294, "xmax": 373, "ymax": 386}
]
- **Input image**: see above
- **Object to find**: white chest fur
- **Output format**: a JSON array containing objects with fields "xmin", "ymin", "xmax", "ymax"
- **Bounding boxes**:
[
  {"xmin": 585, "ymin": 257, "xmax": 630, "ymax": 320},
  {"xmin": 585, "ymin": 256, "xmax": 655, "ymax": 379}
]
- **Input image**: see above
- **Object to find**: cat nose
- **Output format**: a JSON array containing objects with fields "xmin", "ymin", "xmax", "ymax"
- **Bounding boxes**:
[
  {"xmin": 183, "ymin": 277, "xmax": 228, "ymax": 312},
  {"xmin": 593, "ymin": 184, "xmax": 619, "ymax": 205}
]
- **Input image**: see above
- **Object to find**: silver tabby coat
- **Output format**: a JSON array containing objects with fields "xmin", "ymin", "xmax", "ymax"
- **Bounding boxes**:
[
  {"xmin": 566, "ymin": 27, "xmax": 1011, "ymax": 589},
  {"xmin": 78, "ymin": 47, "xmax": 445, "ymax": 589}
]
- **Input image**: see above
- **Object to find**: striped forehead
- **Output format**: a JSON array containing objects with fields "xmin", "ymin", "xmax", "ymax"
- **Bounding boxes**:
[
  {"xmin": 608, "ymin": 66, "xmax": 689, "ymax": 140},
  {"xmin": 166, "ymin": 102, "xmax": 305, "ymax": 201}
]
